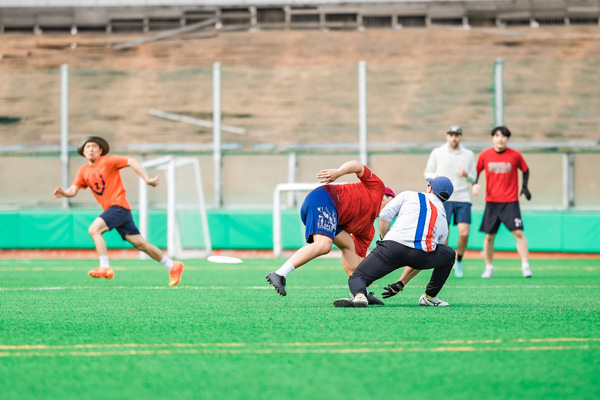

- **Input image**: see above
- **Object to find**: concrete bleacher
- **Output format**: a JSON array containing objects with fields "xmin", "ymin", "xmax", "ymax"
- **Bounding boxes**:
[{"xmin": 0, "ymin": 0, "xmax": 599, "ymax": 33}]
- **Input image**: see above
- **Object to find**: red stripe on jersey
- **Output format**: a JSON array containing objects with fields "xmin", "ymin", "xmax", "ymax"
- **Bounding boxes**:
[{"xmin": 425, "ymin": 200, "xmax": 438, "ymax": 251}]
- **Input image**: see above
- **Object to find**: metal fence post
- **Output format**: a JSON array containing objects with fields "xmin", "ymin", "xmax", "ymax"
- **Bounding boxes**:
[
  {"xmin": 60, "ymin": 64, "xmax": 70, "ymax": 209},
  {"xmin": 563, "ymin": 152, "xmax": 575, "ymax": 208},
  {"xmin": 213, "ymin": 62, "xmax": 222, "ymax": 208},
  {"xmin": 494, "ymin": 58, "xmax": 504, "ymax": 127},
  {"xmin": 358, "ymin": 60, "xmax": 368, "ymax": 166},
  {"xmin": 286, "ymin": 152, "xmax": 298, "ymax": 208}
]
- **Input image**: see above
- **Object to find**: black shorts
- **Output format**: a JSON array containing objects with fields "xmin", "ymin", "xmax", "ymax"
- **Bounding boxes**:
[
  {"xmin": 99, "ymin": 205, "xmax": 140, "ymax": 240},
  {"xmin": 479, "ymin": 201, "xmax": 524, "ymax": 234}
]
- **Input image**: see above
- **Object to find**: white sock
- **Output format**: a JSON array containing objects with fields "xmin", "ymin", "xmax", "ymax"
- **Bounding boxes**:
[
  {"xmin": 160, "ymin": 256, "xmax": 174, "ymax": 270},
  {"xmin": 275, "ymin": 261, "xmax": 295, "ymax": 278},
  {"xmin": 485, "ymin": 264, "xmax": 494, "ymax": 270},
  {"xmin": 99, "ymin": 256, "xmax": 110, "ymax": 268},
  {"xmin": 522, "ymin": 262, "xmax": 530, "ymax": 269}
]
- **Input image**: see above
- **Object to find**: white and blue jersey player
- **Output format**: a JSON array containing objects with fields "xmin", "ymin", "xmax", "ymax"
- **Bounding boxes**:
[{"xmin": 334, "ymin": 176, "xmax": 456, "ymax": 308}]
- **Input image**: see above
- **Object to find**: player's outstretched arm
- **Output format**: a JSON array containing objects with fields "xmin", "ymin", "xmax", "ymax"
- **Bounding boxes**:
[
  {"xmin": 127, "ymin": 158, "xmax": 160, "ymax": 187},
  {"xmin": 316, "ymin": 160, "xmax": 364, "ymax": 183},
  {"xmin": 381, "ymin": 267, "xmax": 421, "ymax": 298},
  {"xmin": 399, "ymin": 267, "xmax": 420, "ymax": 287},
  {"xmin": 53, "ymin": 185, "xmax": 80, "ymax": 198}
]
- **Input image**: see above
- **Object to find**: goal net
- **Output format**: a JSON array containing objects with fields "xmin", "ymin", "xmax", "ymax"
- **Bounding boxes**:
[{"xmin": 139, "ymin": 156, "xmax": 212, "ymax": 259}]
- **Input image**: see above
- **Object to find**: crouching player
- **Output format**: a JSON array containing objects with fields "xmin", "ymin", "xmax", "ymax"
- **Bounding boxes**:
[
  {"xmin": 334, "ymin": 177, "xmax": 456, "ymax": 308},
  {"xmin": 53, "ymin": 136, "xmax": 184, "ymax": 285}
]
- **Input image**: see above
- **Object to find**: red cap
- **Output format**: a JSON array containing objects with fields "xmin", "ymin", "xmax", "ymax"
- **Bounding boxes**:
[{"xmin": 384, "ymin": 187, "xmax": 396, "ymax": 197}]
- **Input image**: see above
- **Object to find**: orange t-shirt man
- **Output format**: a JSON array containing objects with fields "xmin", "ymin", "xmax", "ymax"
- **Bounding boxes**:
[{"xmin": 73, "ymin": 154, "xmax": 131, "ymax": 211}]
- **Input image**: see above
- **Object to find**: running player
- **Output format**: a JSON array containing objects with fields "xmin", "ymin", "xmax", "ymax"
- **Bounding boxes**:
[
  {"xmin": 266, "ymin": 160, "xmax": 395, "ymax": 305},
  {"xmin": 473, "ymin": 126, "xmax": 532, "ymax": 278},
  {"xmin": 334, "ymin": 176, "xmax": 455, "ymax": 308},
  {"xmin": 53, "ymin": 136, "xmax": 184, "ymax": 285},
  {"xmin": 424, "ymin": 125, "xmax": 477, "ymax": 278}
]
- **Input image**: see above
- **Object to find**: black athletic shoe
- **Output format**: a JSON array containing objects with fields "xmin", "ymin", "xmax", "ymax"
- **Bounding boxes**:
[
  {"xmin": 367, "ymin": 292, "xmax": 385, "ymax": 306},
  {"xmin": 333, "ymin": 293, "xmax": 368, "ymax": 308},
  {"xmin": 266, "ymin": 272, "xmax": 287, "ymax": 296},
  {"xmin": 333, "ymin": 298, "xmax": 354, "ymax": 308}
]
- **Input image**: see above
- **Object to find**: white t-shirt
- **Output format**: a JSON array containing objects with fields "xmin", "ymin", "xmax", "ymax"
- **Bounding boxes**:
[
  {"xmin": 379, "ymin": 191, "xmax": 448, "ymax": 252},
  {"xmin": 424, "ymin": 143, "xmax": 477, "ymax": 203}
]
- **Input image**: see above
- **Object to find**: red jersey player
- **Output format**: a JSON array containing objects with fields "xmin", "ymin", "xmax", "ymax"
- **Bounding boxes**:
[
  {"xmin": 53, "ymin": 136, "xmax": 184, "ymax": 286},
  {"xmin": 473, "ymin": 126, "xmax": 532, "ymax": 278},
  {"xmin": 266, "ymin": 160, "xmax": 395, "ymax": 304}
]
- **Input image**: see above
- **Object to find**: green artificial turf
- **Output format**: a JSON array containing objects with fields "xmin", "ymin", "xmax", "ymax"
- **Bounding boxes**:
[{"xmin": 0, "ymin": 257, "xmax": 599, "ymax": 400}]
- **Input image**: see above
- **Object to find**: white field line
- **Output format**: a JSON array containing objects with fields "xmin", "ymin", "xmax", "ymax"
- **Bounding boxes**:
[
  {"xmin": 2, "ymin": 337, "xmax": 597, "ymax": 351},
  {"xmin": 0, "ymin": 285, "xmax": 348, "ymax": 291},
  {"xmin": 1, "ymin": 266, "xmax": 599, "ymax": 272},
  {"xmin": 0, "ymin": 339, "xmax": 598, "ymax": 358},
  {"xmin": 0, "ymin": 284, "xmax": 599, "ymax": 292},
  {"xmin": 0, "ymin": 266, "xmax": 256, "ymax": 272},
  {"xmin": 446, "ymin": 285, "xmax": 600, "ymax": 289}
]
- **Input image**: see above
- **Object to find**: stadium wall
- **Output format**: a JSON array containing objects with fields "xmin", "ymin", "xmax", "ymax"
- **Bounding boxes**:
[{"xmin": 1, "ymin": 208, "xmax": 599, "ymax": 253}]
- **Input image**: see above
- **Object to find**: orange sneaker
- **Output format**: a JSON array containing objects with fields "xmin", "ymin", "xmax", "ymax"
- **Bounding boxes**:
[
  {"xmin": 169, "ymin": 261, "xmax": 184, "ymax": 286},
  {"xmin": 88, "ymin": 267, "xmax": 114, "ymax": 279}
]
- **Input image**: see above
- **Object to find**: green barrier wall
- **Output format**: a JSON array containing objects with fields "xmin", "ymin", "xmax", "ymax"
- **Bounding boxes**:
[{"xmin": 0, "ymin": 209, "xmax": 598, "ymax": 253}]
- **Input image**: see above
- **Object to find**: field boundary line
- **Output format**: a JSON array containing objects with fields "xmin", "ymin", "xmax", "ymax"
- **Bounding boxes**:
[
  {"xmin": 3, "ymin": 337, "xmax": 598, "ymax": 350},
  {"xmin": 1, "ymin": 284, "xmax": 599, "ymax": 292},
  {"xmin": 2, "ymin": 338, "xmax": 598, "ymax": 358},
  {"xmin": 1, "ymin": 344, "xmax": 598, "ymax": 358}
]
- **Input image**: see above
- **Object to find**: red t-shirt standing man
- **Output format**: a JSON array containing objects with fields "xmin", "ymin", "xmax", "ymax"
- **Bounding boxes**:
[
  {"xmin": 473, "ymin": 126, "xmax": 532, "ymax": 279},
  {"xmin": 53, "ymin": 136, "xmax": 184, "ymax": 286}
]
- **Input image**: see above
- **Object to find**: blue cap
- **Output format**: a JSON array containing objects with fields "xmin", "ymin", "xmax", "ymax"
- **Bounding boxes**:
[{"xmin": 426, "ymin": 177, "xmax": 454, "ymax": 202}]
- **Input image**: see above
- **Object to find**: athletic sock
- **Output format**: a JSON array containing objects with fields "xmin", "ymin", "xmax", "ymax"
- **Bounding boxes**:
[
  {"xmin": 275, "ymin": 261, "xmax": 295, "ymax": 278},
  {"xmin": 99, "ymin": 256, "xmax": 110, "ymax": 268},
  {"xmin": 485, "ymin": 264, "xmax": 494, "ymax": 270},
  {"xmin": 522, "ymin": 262, "xmax": 530, "ymax": 269},
  {"xmin": 160, "ymin": 256, "xmax": 174, "ymax": 270},
  {"xmin": 457, "ymin": 254, "xmax": 463, "ymax": 262}
]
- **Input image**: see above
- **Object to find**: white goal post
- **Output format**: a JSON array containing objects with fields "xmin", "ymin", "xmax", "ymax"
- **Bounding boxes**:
[
  {"xmin": 139, "ymin": 156, "xmax": 212, "ymax": 259},
  {"xmin": 272, "ymin": 182, "xmax": 321, "ymax": 257}
]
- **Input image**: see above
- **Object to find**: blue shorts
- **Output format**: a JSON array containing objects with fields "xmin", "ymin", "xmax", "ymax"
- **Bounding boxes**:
[
  {"xmin": 99, "ymin": 205, "xmax": 140, "ymax": 240},
  {"xmin": 300, "ymin": 186, "xmax": 341, "ymax": 243},
  {"xmin": 443, "ymin": 201, "xmax": 472, "ymax": 225}
]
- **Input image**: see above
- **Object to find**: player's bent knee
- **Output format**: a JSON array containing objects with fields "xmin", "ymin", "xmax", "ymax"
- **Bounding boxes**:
[
  {"xmin": 317, "ymin": 248, "xmax": 332, "ymax": 257},
  {"xmin": 131, "ymin": 240, "xmax": 149, "ymax": 252},
  {"xmin": 133, "ymin": 243, "xmax": 144, "ymax": 251},
  {"xmin": 439, "ymin": 246, "xmax": 456, "ymax": 267},
  {"xmin": 313, "ymin": 243, "xmax": 332, "ymax": 256}
]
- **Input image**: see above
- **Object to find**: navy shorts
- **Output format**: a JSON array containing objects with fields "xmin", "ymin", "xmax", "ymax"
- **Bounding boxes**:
[
  {"xmin": 443, "ymin": 201, "xmax": 472, "ymax": 225},
  {"xmin": 479, "ymin": 201, "xmax": 524, "ymax": 234},
  {"xmin": 99, "ymin": 205, "xmax": 140, "ymax": 240},
  {"xmin": 300, "ymin": 186, "xmax": 341, "ymax": 243}
]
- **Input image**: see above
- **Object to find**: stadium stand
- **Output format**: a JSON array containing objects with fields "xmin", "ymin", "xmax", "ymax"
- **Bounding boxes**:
[{"xmin": 0, "ymin": 0, "xmax": 599, "ymax": 34}]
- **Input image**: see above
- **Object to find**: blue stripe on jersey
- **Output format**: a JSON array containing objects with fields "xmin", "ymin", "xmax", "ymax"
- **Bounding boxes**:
[{"xmin": 414, "ymin": 193, "xmax": 427, "ymax": 250}]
